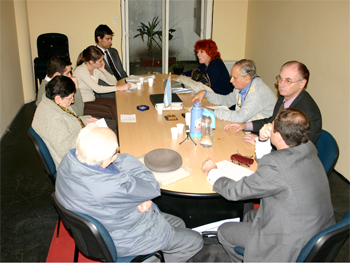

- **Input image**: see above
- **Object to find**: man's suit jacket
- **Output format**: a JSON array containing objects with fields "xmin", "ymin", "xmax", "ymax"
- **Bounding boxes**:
[
  {"xmin": 250, "ymin": 90, "xmax": 322, "ymax": 145},
  {"xmin": 104, "ymin": 48, "xmax": 127, "ymax": 79},
  {"xmin": 213, "ymin": 141, "xmax": 335, "ymax": 262}
]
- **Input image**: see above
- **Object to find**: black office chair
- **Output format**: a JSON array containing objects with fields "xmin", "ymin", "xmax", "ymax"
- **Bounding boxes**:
[
  {"xmin": 233, "ymin": 209, "xmax": 350, "ymax": 262},
  {"xmin": 51, "ymin": 192, "xmax": 165, "ymax": 263},
  {"xmin": 316, "ymin": 129, "xmax": 339, "ymax": 177},
  {"xmin": 28, "ymin": 127, "xmax": 62, "ymax": 237},
  {"xmin": 33, "ymin": 33, "xmax": 69, "ymax": 95}
]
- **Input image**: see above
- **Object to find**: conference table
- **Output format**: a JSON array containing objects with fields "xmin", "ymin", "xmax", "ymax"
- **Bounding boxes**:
[{"xmin": 116, "ymin": 74, "xmax": 257, "ymax": 227}]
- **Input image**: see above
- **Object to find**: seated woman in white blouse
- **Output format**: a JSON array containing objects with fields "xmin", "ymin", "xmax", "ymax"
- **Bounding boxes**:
[{"xmin": 74, "ymin": 46, "xmax": 130, "ymax": 120}]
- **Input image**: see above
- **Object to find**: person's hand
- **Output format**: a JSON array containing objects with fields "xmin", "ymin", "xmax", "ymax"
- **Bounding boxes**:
[
  {"xmin": 223, "ymin": 122, "xmax": 246, "ymax": 132},
  {"xmin": 259, "ymin": 123, "xmax": 273, "ymax": 141},
  {"xmin": 192, "ymin": 90, "xmax": 206, "ymax": 104},
  {"xmin": 116, "ymin": 83, "xmax": 131, "ymax": 91},
  {"xmin": 242, "ymin": 134, "xmax": 258, "ymax": 145},
  {"xmin": 201, "ymin": 158, "xmax": 217, "ymax": 175},
  {"xmin": 86, "ymin": 117, "xmax": 98, "ymax": 124},
  {"xmin": 71, "ymin": 76, "xmax": 79, "ymax": 89},
  {"xmin": 137, "ymin": 200, "xmax": 152, "ymax": 213}
]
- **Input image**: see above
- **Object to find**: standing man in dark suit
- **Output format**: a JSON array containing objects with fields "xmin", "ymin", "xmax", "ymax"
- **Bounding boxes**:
[
  {"xmin": 201, "ymin": 108, "xmax": 334, "ymax": 262},
  {"xmin": 94, "ymin": 24, "xmax": 128, "ymax": 99},
  {"xmin": 225, "ymin": 61, "xmax": 322, "ymax": 146}
]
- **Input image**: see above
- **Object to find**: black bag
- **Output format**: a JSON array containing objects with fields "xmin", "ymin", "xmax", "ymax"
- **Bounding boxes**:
[
  {"xmin": 191, "ymin": 68, "xmax": 211, "ymax": 87},
  {"xmin": 189, "ymin": 231, "xmax": 231, "ymax": 262}
]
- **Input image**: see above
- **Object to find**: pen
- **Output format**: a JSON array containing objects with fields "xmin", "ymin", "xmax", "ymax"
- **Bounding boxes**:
[{"xmin": 124, "ymin": 79, "xmax": 127, "ymax": 84}]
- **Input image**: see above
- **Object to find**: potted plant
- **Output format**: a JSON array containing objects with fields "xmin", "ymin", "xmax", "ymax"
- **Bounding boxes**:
[
  {"xmin": 134, "ymin": 16, "xmax": 176, "ymax": 69},
  {"xmin": 173, "ymin": 60, "xmax": 185, "ymax": 75}
]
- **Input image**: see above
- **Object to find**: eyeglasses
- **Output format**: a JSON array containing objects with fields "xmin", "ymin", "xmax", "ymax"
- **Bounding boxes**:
[{"xmin": 276, "ymin": 76, "xmax": 301, "ymax": 86}]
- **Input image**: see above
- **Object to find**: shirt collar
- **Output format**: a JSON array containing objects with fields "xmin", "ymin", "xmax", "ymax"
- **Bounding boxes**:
[
  {"xmin": 239, "ymin": 79, "xmax": 254, "ymax": 95},
  {"xmin": 283, "ymin": 92, "xmax": 301, "ymax": 108},
  {"xmin": 70, "ymin": 149, "xmax": 120, "ymax": 174},
  {"xmin": 96, "ymin": 45, "xmax": 107, "ymax": 52}
]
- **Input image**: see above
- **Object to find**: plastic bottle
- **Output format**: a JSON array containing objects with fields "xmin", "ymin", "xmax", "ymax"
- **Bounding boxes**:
[
  {"xmin": 200, "ymin": 108, "xmax": 215, "ymax": 148},
  {"xmin": 190, "ymin": 102, "xmax": 203, "ymax": 138}
]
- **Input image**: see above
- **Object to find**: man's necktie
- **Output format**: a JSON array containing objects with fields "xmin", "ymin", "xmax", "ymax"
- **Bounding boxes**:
[
  {"xmin": 279, "ymin": 101, "xmax": 286, "ymax": 112},
  {"xmin": 104, "ymin": 51, "xmax": 121, "ymax": 80}
]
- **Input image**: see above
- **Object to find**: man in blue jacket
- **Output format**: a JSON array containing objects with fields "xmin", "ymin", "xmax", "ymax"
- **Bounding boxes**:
[{"xmin": 56, "ymin": 125, "xmax": 203, "ymax": 262}]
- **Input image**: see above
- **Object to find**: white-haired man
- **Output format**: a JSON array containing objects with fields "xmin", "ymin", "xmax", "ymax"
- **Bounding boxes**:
[{"xmin": 55, "ymin": 125, "xmax": 203, "ymax": 262}]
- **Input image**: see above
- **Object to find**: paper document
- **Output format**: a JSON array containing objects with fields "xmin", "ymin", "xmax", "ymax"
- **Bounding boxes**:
[
  {"xmin": 192, "ymin": 218, "xmax": 240, "ymax": 234},
  {"xmin": 94, "ymin": 118, "xmax": 108, "ymax": 128},
  {"xmin": 120, "ymin": 114, "xmax": 137, "ymax": 123},
  {"xmin": 156, "ymin": 103, "xmax": 183, "ymax": 111},
  {"xmin": 215, "ymin": 160, "xmax": 254, "ymax": 181}
]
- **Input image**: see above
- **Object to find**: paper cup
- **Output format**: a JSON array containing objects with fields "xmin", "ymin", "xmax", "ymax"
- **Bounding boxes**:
[
  {"xmin": 136, "ymin": 82, "xmax": 142, "ymax": 90},
  {"xmin": 139, "ymin": 77, "xmax": 144, "ymax": 84},
  {"xmin": 177, "ymin": 123, "xmax": 184, "ymax": 134},
  {"xmin": 148, "ymin": 78, "xmax": 154, "ymax": 86},
  {"xmin": 157, "ymin": 104, "xmax": 164, "ymax": 114},
  {"xmin": 171, "ymin": 127, "xmax": 178, "ymax": 140}
]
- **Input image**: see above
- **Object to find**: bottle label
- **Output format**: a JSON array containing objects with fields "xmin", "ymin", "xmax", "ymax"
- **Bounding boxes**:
[{"xmin": 195, "ymin": 118, "xmax": 201, "ymax": 131}]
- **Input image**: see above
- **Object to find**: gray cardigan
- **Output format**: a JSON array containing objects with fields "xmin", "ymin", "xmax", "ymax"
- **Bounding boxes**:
[
  {"xmin": 206, "ymin": 77, "xmax": 276, "ymax": 122},
  {"xmin": 32, "ymin": 96, "xmax": 90, "ymax": 168}
]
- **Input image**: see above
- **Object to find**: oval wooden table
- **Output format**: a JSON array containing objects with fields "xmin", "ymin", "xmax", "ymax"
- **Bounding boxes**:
[{"xmin": 116, "ymin": 74, "xmax": 257, "ymax": 227}]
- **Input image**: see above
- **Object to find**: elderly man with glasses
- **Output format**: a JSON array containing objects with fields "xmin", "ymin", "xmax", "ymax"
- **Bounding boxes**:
[
  {"xmin": 225, "ymin": 61, "xmax": 322, "ymax": 146},
  {"xmin": 191, "ymin": 59, "xmax": 277, "ymax": 123}
]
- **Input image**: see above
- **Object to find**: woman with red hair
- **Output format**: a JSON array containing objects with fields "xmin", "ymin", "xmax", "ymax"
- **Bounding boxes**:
[{"xmin": 183, "ymin": 39, "xmax": 232, "ymax": 95}]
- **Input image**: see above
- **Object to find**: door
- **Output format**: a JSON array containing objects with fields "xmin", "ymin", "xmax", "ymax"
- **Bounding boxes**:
[{"xmin": 121, "ymin": 0, "xmax": 213, "ymax": 75}]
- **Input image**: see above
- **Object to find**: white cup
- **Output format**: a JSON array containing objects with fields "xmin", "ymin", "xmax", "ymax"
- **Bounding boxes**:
[
  {"xmin": 157, "ymin": 104, "xmax": 164, "ymax": 114},
  {"xmin": 171, "ymin": 127, "xmax": 178, "ymax": 140},
  {"xmin": 148, "ymin": 78, "xmax": 154, "ymax": 86},
  {"xmin": 185, "ymin": 112, "xmax": 191, "ymax": 126},
  {"xmin": 177, "ymin": 123, "xmax": 184, "ymax": 134},
  {"xmin": 139, "ymin": 77, "xmax": 144, "ymax": 84},
  {"xmin": 136, "ymin": 82, "xmax": 142, "ymax": 90}
]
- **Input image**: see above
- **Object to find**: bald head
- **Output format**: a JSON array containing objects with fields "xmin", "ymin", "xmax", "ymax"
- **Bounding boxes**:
[{"xmin": 76, "ymin": 125, "xmax": 119, "ymax": 166}]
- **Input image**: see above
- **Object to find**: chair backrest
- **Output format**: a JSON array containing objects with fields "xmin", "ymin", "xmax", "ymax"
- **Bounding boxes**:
[
  {"xmin": 28, "ymin": 127, "xmax": 56, "ymax": 184},
  {"xmin": 296, "ymin": 209, "xmax": 350, "ymax": 262},
  {"xmin": 51, "ymin": 193, "xmax": 117, "ymax": 262},
  {"xmin": 317, "ymin": 129, "xmax": 339, "ymax": 177},
  {"xmin": 37, "ymin": 33, "xmax": 69, "ymax": 59}
]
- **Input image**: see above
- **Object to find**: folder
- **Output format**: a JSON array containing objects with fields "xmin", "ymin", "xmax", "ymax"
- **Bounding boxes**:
[{"xmin": 149, "ymin": 94, "xmax": 183, "ymax": 109}]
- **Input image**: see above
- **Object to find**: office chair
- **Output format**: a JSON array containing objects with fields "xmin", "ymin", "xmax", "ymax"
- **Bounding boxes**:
[
  {"xmin": 233, "ymin": 209, "xmax": 350, "ymax": 262},
  {"xmin": 28, "ymin": 127, "xmax": 56, "ymax": 184},
  {"xmin": 317, "ymin": 129, "xmax": 339, "ymax": 177},
  {"xmin": 28, "ymin": 127, "xmax": 61, "ymax": 237},
  {"xmin": 51, "ymin": 193, "xmax": 165, "ymax": 263},
  {"xmin": 33, "ymin": 33, "xmax": 69, "ymax": 95}
]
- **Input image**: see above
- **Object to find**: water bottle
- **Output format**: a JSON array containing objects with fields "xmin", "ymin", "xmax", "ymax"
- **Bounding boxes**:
[
  {"xmin": 200, "ymin": 109, "xmax": 215, "ymax": 148},
  {"xmin": 190, "ymin": 102, "xmax": 203, "ymax": 138}
]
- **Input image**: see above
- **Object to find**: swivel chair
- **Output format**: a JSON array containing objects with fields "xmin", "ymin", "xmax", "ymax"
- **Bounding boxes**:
[
  {"xmin": 316, "ymin": 129, "xmax": 339, "ymax": 177},
  {"xmin": 51, "ymin": 193, "xmax": 165, "ymax": 263},
  {"xmin": 233, "ymin": 209, "xmax": 350, "ymax": 262},
  {"xmin": 33, "ymin": 33, "xmax": 69, "ymax": 95}
]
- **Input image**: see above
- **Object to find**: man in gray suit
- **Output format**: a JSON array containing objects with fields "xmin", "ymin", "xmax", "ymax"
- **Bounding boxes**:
[
  {"xmin": 95, "ymin": 24, "xmax": 127, "ymax": 81},
  {"xmin": 202, "ymin": 108, "xmax": 334, "ymax": 262}
]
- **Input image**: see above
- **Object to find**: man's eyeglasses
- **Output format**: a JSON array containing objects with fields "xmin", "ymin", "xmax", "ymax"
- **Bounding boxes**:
[{"xmin": 276, "ymin": 76, "xmax": 301, "ymax": 86}]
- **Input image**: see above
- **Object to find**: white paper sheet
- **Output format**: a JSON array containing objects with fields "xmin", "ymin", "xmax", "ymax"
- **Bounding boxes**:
[
  {"xmin": 215, "ymin": 160, "xmax": 254, "ymax": 181},
  {"xmin": 192, "ymin": 217, "xmax": 240, "ymax": 233},
  {"xmin": 120, "ymin": 114, "xmax": 137, "ymax": 123}
]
